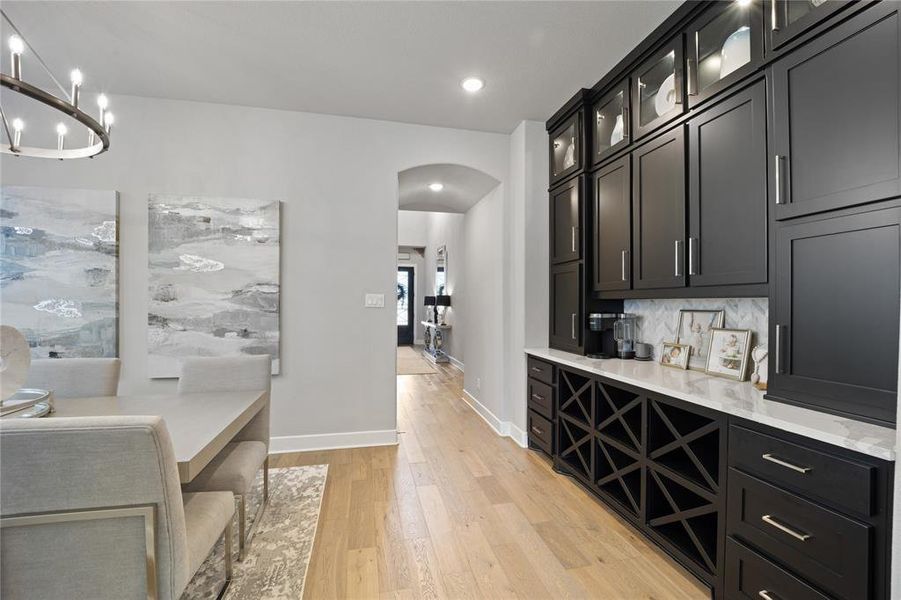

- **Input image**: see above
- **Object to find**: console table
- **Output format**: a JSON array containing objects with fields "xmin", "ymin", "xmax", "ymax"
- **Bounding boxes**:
[{"xmin": 421, "ymin": 321, "xmax": 451, "ymax": 364}]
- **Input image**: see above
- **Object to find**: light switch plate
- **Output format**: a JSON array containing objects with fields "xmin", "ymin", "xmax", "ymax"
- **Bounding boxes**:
[{"xmin": 365, "ymin": 293, "xmax": 385, "ymax": 308}]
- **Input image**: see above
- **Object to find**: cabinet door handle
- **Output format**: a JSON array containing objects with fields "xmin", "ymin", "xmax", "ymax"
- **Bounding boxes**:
[
  {"xmin": 622, "ymin": 107, "xmax": 630, "ymax": 139},
  {"xmin": 571, "ymin": 313, "xmax": 577, "ymax": 340},
  {"xmin": 621, "ymin": 250, "xmax": 628, "ymax": 281},
  {"xmin": 771, "ymin": 0, "xmax": 780, "ymax": 31},
  {"xmin": 531, "ymin": 393, "xmax": 545, "ymax": 402},
  {"xmin": 759, "ymin": 591, "xmax": 779, "ymax": 600},
  {"xmin": 687, "ymin": 34, "xmax": 698, "ymax": 96},
  {"xmin": 531, "ymin": 426, "xmax": 544, "ymax": 435},
  {"xmin": 774, "ymin": 155, "xmax": 784, "ymax": 204},
  {"xmin": 762, "ymin": 453, "xmax": 811, "ymax": 474},
  {"xmin": 688, "ymin": 237, "xmax": 698, "ymax": 276},
  {"xmin": 775, "ymin": 324, "xmax": 786, "ymax": 374},
  {"xmin": 761, "ymin": 515, "xmax": 811, "ymax": 541},
  {"xmin": 530, "ymin": 366, "xmax": 542, "ymax": 373},
  {"xmin": 571, "ymin": 226, "xmax": 577, "ymax": 252},
  {"xmin": 674, "ymin": 240, "xmax": 682, "ymax": 277}
]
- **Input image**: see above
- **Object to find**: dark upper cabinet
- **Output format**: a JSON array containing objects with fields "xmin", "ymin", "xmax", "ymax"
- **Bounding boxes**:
[
  {"xmin": 771, "ymin": 4, "xmax": 901, "ymax": 221},
  {"xmin": 592, "ymin": 80, "xmax": 630, "ymax": 165},
  {"xmin": 765, "ymin": 0, "xmax": 854, "ymax": 53},
  {"xmin": 592, "ymin": 156, "xmax": 632, "ymax": 292},
  {"xmin": 688, "ymin": 80, "xmax": 768, "ymax": 288},
  {"xmin": 549, "ymin": 111, "xmax": 583, "ymax": 185},
  {"xmin": 632, "ymin": 127, "xmax": 686, "ymax": 290},
  {"xmin": 550, "ymin": 262, "xmax": 583, "ymax": 352},
  {"xmin": 769, "ymin": 204, "xmax": 901, "ymax": 426},
  {"xmin": 550, "ymin": 177, "xmax": 582, "ymax": 264},
  {"xmin": 686, "ymin": 0, "xmax": 763, "ymax": 108},
  {"xmin": 631, "ymin": 37, "xmax": 686, "ymax": 140}
]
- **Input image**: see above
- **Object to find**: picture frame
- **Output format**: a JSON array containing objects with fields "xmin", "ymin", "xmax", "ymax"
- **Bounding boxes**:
[
  {"xmin": 705, "ymin": 328, "xmax": 753, "ymax": 381},
  {"xmin": 660, "ymin": 342, "xmax": 690, "ymax": 369},
  {"xmin": 675, "ymin": 309, "xmax": 725, "ymax": 371}
]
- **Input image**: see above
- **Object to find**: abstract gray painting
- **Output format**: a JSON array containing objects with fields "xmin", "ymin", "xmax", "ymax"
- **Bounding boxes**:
[
  {"xmin": 148, "ymin": 194, "xmax": 280, "ymax": 377},
  {"xmin": 0, "ymin": 186, "xmax": 118, "ymax": 358}
]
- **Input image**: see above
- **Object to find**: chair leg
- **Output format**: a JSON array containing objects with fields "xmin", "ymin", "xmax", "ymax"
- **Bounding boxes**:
[
  {"xmin": 216, "ymin": 521, "xmax": 233, "ymax": 600},
  {"xmin": 264, "ymin": 455, "xmax": 269, "ymax": 501},
  {"xmin": 236, "ymin": 495, "xmax": 246, "ymax": 562}
]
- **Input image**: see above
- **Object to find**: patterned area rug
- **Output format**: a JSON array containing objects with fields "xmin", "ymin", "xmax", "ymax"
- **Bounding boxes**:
[
  {"xmin": 397, "ymin": 345, "xmax": 437, "ymax": 375},
  {"xmin": 183, "ymin": 464, "xmax": 328, "ymax": 600}
]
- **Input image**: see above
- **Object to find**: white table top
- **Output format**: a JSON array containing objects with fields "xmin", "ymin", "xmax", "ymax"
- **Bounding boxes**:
[
  {"xmin": 526, "ymin": 348, "xmax": 896, "ymax": 461},
  {"xmin": 51, "ymin": 390, "xmax": 267, "ymax": 483},
  {"xmin": 421, "ymin": 320, "xmax": 451, "ymax": 329}
]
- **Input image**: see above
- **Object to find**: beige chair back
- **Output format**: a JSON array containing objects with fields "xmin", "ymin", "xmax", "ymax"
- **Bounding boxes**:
[
  {"xmin": 25, "ymin": 358, "xmax": 121, "ymax": 398},
  {"xmin": 0, "ymin": 416, "xmax": 190, "ymax": 600},
  {"xmin": 177, "ymin": 355, "xmax": 271, "ymax": 447}
]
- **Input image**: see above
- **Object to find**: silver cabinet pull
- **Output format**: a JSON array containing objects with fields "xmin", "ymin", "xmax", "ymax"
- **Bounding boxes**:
[
  {"xmin": 771, "ymin": 0, "xmax": 780, "ymax": 31},
  {"xmin": 761, "ymin": 515, "xmax": 811, "ymax": 541},
  {"xmin": 531, "ymin": 426, "xmax": 543, "ymax": 435},
  {"xmin": 571, "ymin": 313, "xmax": 577, "ymax": 340},
  {"xmin": 687, "ymin": 33, "xmax": 698, "ymax": 96},
  {"xmin": 621, "ymin": 250, "xmax": 627, "ymax": 281},
  {"xmin": 688, "ymin": 237, "xmax": 698, "ymax": 275},
  {"xmin": 531, "ymin": 393, "xmax": 545, "ymax": 402},
  {"xmin": 762, "ymin": 453, "xmax": 811, "ymax": 474},
  {"xmin": 759, "ymin": 591, "xmax": 778, "ymax": 600},
  {"xmin": 674, "ymin": 240, "xmax": 682, "ymax": 277},
  {"xmin": 530, "ymin": 366, "xmax": 542, "ymax": 373},
  {"xmin": 774, "ymin": 155, "xmax": 782, "ymax": 204},
  {"xmin": 571, "ymin": 226, "xmax": 577, "ymax": 252},
  {"xmin": 775, "ymin": 324, "xmax": 786, "ymax": 374},
  {"xmin": 622, "ymin": 107, "xmax": 630, "ymax": 139}
]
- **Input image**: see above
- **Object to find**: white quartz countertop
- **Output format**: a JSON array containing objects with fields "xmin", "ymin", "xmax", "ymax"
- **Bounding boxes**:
[{"xmin": 525, "ymin": 348, "xmax": 896, "ymax": 461}]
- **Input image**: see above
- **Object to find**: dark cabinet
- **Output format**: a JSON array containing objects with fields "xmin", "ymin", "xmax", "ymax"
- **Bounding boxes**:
[
  {"xmin": 592, "ymin": 80, "xmax": 630, "ymax": 164},
  {"xmin": 592, "ymin": 156, "xmax": 632, "ymax": 292},
  {"xmin": 632, "ymin": 127, "xmax": 686, "ymax": 290},
  {"xmin": 766, "ymin": 0, "xmax": 854, "ymax": 53},
  {"xmin": 686, "ymin": 0, "xmax": 763, "ymax": 107},
  {"xmin": 771, "ymin": 4, "xmax": 901, "ymax": 220},
  {"xmin": 769, "ymin": 204, "xmax": 901, "ymax": 425},
  {"xmin": 687, "ymin": 80, "xmax": 767, "ymax": 288},
  {"xmin": 549, "ymin": 112, "xmax": 583, "ymax": 185},
  {"xmin": 631, "ymin": 37, "xmax": 685, "ymax": 140},
  {"xmin": 550, "ymin": 262, "xmax": 582, "ymax": 352},
  {"xmin": 550, "ymin": 177, "xmax": 582, "ymax": 264}
]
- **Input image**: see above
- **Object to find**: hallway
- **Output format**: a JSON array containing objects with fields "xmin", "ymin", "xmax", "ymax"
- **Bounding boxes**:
[{"xmin": 274, "ymin": 365, "xmax": 708, "ymax": 599}]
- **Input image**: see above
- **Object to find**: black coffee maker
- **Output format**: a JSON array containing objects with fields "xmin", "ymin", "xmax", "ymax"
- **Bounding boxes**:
[{"xmin": 586, "ymin": 313, "xmax": 618, "ymax": 359}]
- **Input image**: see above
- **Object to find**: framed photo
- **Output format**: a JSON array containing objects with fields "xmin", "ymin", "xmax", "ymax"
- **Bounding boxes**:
[
  {"xmin": 705, "ymin": 328, "xmax": 753, "ymax": 381},
  {"xmin": 660, "ymin": 342, "xmax": 690, "ymax": 369},
  {"xmin": 676, "ymin": 309, "xmax": 725, "ymax": 371}
]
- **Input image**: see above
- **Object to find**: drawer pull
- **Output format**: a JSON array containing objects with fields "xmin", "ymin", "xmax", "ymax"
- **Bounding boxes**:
[
  {"xmin": 531, "ymin": 394, "xmax": 545, "ymax": 402},
  {"xmin": 761, "ymin": 514, "xmax": 811, "ymax": 542},
  {"xmin": 530, "ymin": 366, "xmax": 543, "ymax": 373},
  {"xmin": 762, "ymin": 453, "xmax": 811, "ymax": 474},
  {"xmin": 531, "ymin": 426, "xmax": 543, "ymax": 435},
  {"xmin": 758, "ymin": 591, "xmax": 779, "ymax": 600}
]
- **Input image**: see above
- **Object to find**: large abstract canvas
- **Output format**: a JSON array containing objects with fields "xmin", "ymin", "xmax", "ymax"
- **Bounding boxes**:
[
  {"xmin": 147, "ymin": 194, "xmax": 280, "ymax": 377},
  {"xmin": 0, "ymin": 186, "xmax": 119, "ymax": 358}
]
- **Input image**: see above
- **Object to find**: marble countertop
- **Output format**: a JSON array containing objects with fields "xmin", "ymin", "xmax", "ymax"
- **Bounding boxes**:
[{"xmin": 525, "ymin": 347, "xmax": 896, "ymax": 461}]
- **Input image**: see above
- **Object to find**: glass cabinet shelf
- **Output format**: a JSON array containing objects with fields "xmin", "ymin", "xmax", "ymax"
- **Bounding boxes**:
[{"xmin": 593, "ymin": 81, "xmax": 629, "ymax": 163}]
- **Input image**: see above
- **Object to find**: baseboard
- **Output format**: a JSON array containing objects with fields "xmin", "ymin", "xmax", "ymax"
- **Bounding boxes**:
[
  {"xmin": 447, "ymin": 354, "xmax": 464, "ymax": 372},
  {"xmin": 461, "ymin": 390, "xmax": 527, "ymax": 448},
  {"xmin": 269, "ymin": 429, "xmax": 398, "ymax": 454}
]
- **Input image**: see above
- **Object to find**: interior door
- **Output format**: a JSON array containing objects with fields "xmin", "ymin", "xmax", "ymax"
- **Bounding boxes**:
[{"xmin": 397, "ymin": 266, "xmax": 414, "ymax": 345}]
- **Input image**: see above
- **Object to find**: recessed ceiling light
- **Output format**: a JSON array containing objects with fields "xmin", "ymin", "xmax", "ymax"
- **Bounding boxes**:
[
  {"xmin": 461, "ymin": 77, "xmax": 484, "ymax": 93},
  {"xmin": 429, "ymin": 182, "xmax": 444, "ymax": 192}
]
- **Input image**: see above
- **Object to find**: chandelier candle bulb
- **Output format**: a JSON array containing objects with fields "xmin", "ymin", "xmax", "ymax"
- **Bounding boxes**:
[
  {"xmin": 55, "ymin": 122, "xmax": 67, "ymax": 151},
  {"xmin": 11, "ymin": 118, "xmax": 23, "ymax": 150},
  {"xmin": 104, "ymin": 112, "xmax": 114, "ymax": 134},
  {"xmin": 8, "ymin": 35, "xmax": 23, "ymax": 80},
  {"xmin": 69, "ymin": 69, "xmax": 83, "ymax": 108},
  {"xmin": 97, "ymin": 94, "xmax": 108, "ymax": 125}
]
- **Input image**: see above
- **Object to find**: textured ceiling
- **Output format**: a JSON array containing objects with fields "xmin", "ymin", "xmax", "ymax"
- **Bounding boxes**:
[
  {"xmin": 1, "ymin": 1, "xmax": 680, "ymax": 133},
  {"xmin": 399, "ymin": 164, "xmax": 500, "ymax": 213}
]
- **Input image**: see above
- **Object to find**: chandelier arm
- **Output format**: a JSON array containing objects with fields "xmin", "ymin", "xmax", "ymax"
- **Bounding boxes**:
[
  {"xmin": 1, "ymin": 10, "xmax": 70, "ymax": 100},
  {"xmin": 0, "ymin": 105, "xmax": 13, "ymax": 149},
  {"xmin": 0, "ymin": 74, "xmax": 109, "ymax": 159}
]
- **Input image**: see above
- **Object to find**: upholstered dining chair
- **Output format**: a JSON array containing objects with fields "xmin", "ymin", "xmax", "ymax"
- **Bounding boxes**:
[
  {"xmin": 25, "ymin": 357, "xmax": 121, "ymax": 398},
  {"xmin": 0, "ymin": 415, "xmax": 234, "ymax": 600},
  {"xmin": 178, "ymin": 355, "xmax": 271, "ymax": 560}
]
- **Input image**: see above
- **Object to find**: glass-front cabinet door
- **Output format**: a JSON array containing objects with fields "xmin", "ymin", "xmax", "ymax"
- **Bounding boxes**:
[
  {"xmin": 687, "ymin": 0, "xmax": 762, "ymax": 107},
  {"xmin": 631, "ymin": 38, "xmax": 684, "ymax": 140},
  {"xmin": 766, "ymin": 0, "xmax": 852, "ymax": 53},
  {"xmin": 592, "ymin": 80, "xmax": 629, "ymax": 165},
  {"xmin": 549, "ymin": 112, "xmax": 582, "ymax": 185}
]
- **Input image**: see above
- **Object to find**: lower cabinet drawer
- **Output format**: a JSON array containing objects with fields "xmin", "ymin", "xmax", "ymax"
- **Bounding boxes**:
[
  {"xmin": 528, "ymin": 410, "xmax": 553, "ymax": 455},
  {"xmin": 727, "ymin": 468, "xmax": 872, "ymax": 600},
  {"xmin": 528, "ymin": 378, "xmax": 554, "ymax": 419},
  {"xmin": 725, "ymin": 537, "xmax": 830, "ymax": 600},
  {"xmin": 527, "ymin": 356, "xmax": 555, "ymax": 385}
]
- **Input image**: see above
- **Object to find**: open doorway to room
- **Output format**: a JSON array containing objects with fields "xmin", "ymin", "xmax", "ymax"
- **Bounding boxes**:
[{"xmin": 396, "ymin": 265, "xmax": 415, "ymax": 345}]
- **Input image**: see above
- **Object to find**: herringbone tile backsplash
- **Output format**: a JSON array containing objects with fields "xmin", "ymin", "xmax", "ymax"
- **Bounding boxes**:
[{"xmin": 624, "ymin": 297, "xmax": 769, "ymax": 358}]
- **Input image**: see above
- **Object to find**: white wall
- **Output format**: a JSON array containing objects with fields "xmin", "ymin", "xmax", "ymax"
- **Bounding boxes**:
[{"xmin": 0, "ymin": 94, "xmax": 508, "ymax": 450}]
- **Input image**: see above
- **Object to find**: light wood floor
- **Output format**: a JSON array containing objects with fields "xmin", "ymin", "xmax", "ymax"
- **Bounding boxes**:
[{"xmin": 272, "ymin": 363, "xmax": 709, "ymax": 600}]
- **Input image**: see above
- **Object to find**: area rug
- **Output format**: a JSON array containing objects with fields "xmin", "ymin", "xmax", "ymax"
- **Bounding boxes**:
[
  {"xmin": 397, "ymin": 345, "xmax": 437, "ymax": 375},
  {"xmin": 183, "ymin": 464, "xmax": 328, "ymax": 600}
]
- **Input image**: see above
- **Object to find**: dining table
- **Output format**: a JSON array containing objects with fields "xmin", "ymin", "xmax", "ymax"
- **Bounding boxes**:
[{"xmin": 45, "ymin": 390, "xmax": 268, "ymax": 483}]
